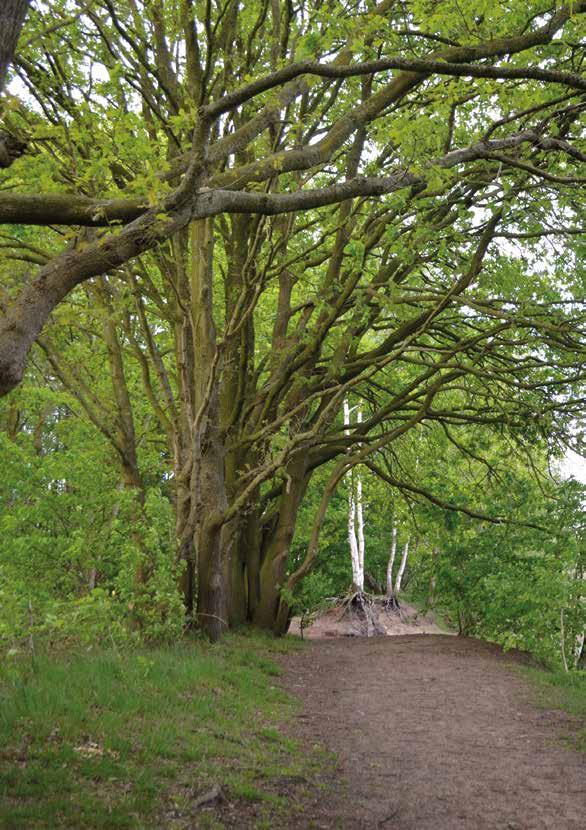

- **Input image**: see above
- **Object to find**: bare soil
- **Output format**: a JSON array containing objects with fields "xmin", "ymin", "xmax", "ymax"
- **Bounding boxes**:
[
  {"xmin": 288, "ymin": 598, "xmax": 446, "ymax": 639},
  {"xmin": 277, "ymin": 635, "xmax": 586, "ymax": 829}
]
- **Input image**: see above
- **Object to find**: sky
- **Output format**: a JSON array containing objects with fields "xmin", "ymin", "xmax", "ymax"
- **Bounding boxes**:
[{"xmin": 560, "ymin": 449, "xmax": 586, "ymax": 485}]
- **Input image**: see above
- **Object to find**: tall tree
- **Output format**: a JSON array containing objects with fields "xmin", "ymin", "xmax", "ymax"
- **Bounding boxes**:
[
  {"xmin": 0, "ymin": 0, "xmax": 30, "ymax": 93},
  {"xmin": 0, "ymin": 1, "xmax": 584, "ymax": 639}
]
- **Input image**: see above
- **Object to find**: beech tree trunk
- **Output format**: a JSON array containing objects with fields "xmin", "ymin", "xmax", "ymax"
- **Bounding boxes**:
[
  {"xmin": 189, "ymin": 218, "xmax": 231, "ymax": 641},
  {"xmin": 253, "ymin": 453, "xmax": 309, "ymax": 633},
  {"xmin": 0, "ymin": 0, "xmax": 29, "ymax": 93}
]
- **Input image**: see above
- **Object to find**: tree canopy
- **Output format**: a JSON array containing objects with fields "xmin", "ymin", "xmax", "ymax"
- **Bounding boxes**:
[{"xmin": 0, "ymin": 0, "xmax": 584, "ymax": 644}]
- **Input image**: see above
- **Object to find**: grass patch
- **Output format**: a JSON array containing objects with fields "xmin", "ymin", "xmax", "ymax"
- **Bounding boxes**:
[
  {"xmin": 523, "ymin": 667, "xmax": 586, "ymax": 752},
  {"xmin": 0, "ymin": 630, "xmax": 321, "ymax": 828}
]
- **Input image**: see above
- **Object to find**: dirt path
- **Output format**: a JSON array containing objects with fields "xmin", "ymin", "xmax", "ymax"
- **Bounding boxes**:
[{"xmin": 281, "ymin": 635, "xmax": 586, "ymax": 829}]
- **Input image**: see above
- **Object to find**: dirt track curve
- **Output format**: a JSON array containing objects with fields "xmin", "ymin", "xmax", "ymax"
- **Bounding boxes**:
[{"xmin": 280, "ymin": 635, "xmax": 586, "ymax": 829}]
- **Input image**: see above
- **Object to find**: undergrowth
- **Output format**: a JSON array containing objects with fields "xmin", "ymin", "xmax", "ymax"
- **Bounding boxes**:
[{"xmin": 0, "ymin": 631, "xmax": 326, "ymax": 829}]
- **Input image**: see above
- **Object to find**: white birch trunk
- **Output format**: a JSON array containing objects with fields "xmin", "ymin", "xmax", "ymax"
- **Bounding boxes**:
[
  {"xmin": 355, "ymin": 407, "xmax": 365, "ymax": 592},
  {"xmin": 395, "ymin": 537, "xmax": 410, "ymax": 595},
  {"xmin": 348, "ymin": 488, "xmax": 361, "ymax": 590},
  {"xmin": 386, "ymin": 525, "xmax": 398, "ymax": 596},
  {"xmin": 344, "ymin": 398, "xmax": 362, "ymax": 591}
]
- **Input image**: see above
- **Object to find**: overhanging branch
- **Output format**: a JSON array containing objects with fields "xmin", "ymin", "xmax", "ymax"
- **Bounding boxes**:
[{"xmin": 365, "ymin": 460, "xmax": 547, "ymax": 531}]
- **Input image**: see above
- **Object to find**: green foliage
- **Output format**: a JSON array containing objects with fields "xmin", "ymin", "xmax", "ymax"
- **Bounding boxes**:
[
  {"xmin": 1, "ymin": 0, "xmax": 585, "ymax": 659},
  {"xmin": 0, "ymin": 385, "xmax": 182, "ymax": 650},
  {"xmin": 291, "ymin": 420, "xmax": 584, "ymax": 670},
  {"xmin": 114, "ymin": 490, "xmax": 184, "ymax": 642},
  {"xmin": 403, "ymin": 445, "xmax": 586, "ymax": 668}
]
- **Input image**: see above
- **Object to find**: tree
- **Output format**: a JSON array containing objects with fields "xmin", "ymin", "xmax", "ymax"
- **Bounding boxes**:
[
  {"xmin": 0, "ymin": 0, "xmax": 30, "ymax": 94},
  {"xmin": 0, "ymin": 1, "xmax": 585, "ymax": 639},
  {"xmin": 344, "ymin": 399, "xmax": 366, "ymax": 592},
  {"xmin": 385, "ymin": 526, "xmax": 398, "ymax": 603},
  {"xmin": 0, "ymin": 0, "xmax": 30, "ymax": 169}
]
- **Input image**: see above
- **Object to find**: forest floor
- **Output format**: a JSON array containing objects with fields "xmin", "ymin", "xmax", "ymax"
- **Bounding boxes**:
[{"xmin": 273, "ymin": 634, "xmax": 586, "ymax": 830}]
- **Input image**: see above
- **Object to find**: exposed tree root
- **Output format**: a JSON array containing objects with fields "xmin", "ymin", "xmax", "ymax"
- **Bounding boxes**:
[
  {"xmin": 337, "ymin": 590, "xmax": 386, "ymax": 637},
  {"xmin": 381, "ymin": 594, "xmax": 401, "ymax": 613}
]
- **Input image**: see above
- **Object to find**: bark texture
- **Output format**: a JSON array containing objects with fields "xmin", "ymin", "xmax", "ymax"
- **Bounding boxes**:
[{"xmin": 0, "ymin": 0, "xmax": 29, "ymax": 93}]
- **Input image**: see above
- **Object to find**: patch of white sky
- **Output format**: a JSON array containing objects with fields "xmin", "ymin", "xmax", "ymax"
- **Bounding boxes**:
[{"xmin": 558, "ymin": 449, "xmax": 586, "ymax": 484}]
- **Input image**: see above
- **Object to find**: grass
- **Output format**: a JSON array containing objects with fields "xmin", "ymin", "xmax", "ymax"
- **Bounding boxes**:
[
  {"xmin": 0, "ymin": 630, "xmax": 327, "ymax": 829},
  {"xmin": 400, "ymin": 590, "xmax": 455, "ymax": 633},
  {"xmin": 524, "ymin": 666, "xmax": 586, "ymax": 752}
]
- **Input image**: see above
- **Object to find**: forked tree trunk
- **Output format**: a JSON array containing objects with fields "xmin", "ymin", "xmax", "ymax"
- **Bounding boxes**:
[{"xmin": 254, "ymin": 453, "xmax": 308, "ymax": 633}]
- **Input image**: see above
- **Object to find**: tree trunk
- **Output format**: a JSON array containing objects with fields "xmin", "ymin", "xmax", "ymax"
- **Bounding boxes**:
[
  {"xmin": 344, "ymin": 399, "xmax": 364, "ymax": 592},
  {"xmin": 355, "ymin": 408, "xmax": 365, "ymax": 589},
  {"xmin": 348, "ymin": 484, "xmax": 361, "ymax": 590},
  {"xmin": 197, "ymin": 518, "xmax": 230, "ymax": 642},
  {"xmin": 244, "ymin": 508, "xmax": 263, "ymax": 620},
  {"xmin": 355, "ymin": 475, "xmax": 365, "ymax": 590},
  {"xmin": 386, "ymin": 525, "xmax": 398, "ymax": 597},
  {"xmin": 178, "ymin": 535, "xmax": 196, "ymax": 618},
  {"xmin": 228, "ymin": 516, "xmax": 248, "ymax": 627},
  {"xmin": 189, "ymin": 217, "xmax": 232, "ymax": 641},
  {"xmin": 427, "ymin": 546, "xmax": 439, "ymax": 609},
  {"xmin": 0, "ymin": 0, "xmax": 30, "ymax": 94},
  {"xmin": 253, "ymin": 454, "xmax": 308, "ymax": 632},
  {"xmin": 395, "ymin": 538, "xmax": 410, "ymax": 595}
]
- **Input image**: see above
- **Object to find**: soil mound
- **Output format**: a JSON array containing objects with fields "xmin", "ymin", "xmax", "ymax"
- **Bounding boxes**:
[{"xmin": 289, "ymin": 595, "xmax": 447, "ymax": 639}]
